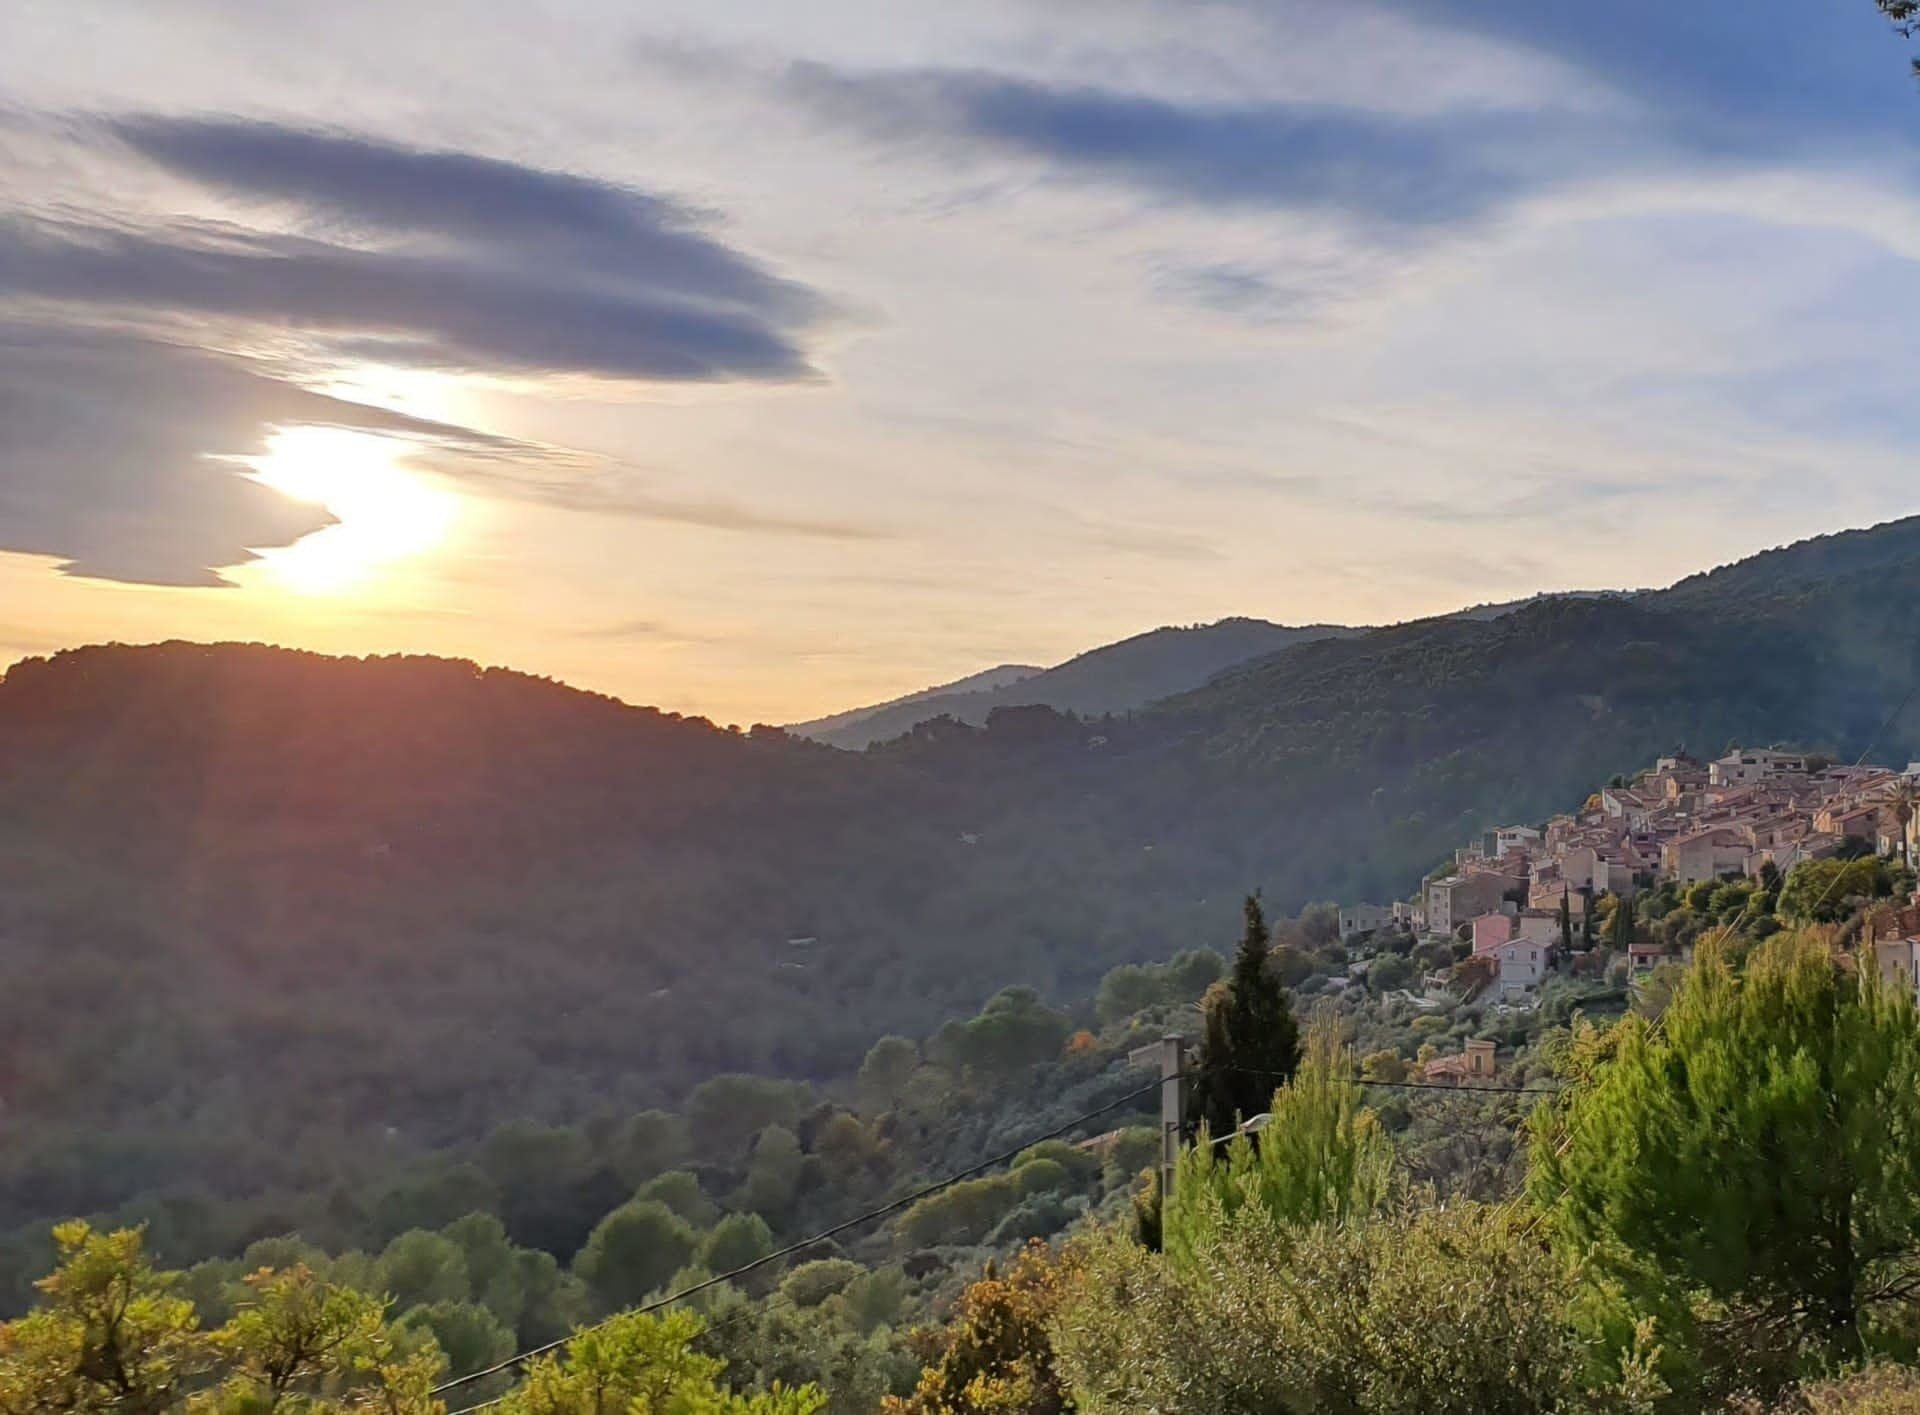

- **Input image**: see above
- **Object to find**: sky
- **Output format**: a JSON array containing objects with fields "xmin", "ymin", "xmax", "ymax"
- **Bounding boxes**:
[{"xmin": 2, "ymin": 1, "xmax": 1918, "ymax": 725}]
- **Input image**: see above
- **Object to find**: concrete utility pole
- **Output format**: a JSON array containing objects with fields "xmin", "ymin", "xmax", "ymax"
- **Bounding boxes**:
[{"xmin": 1128, "ymin": 1035, "xmax": 1186, "ymax": 1203}]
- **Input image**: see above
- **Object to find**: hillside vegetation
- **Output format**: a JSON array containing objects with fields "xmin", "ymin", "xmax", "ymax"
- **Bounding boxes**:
[
  {"xmin": 2, "ymin": 516, "xmax": 1919, "ymax": 1268},
  {"xmin": 789, "ymin": 617, "xmax": 1354, "ymax": 748}
]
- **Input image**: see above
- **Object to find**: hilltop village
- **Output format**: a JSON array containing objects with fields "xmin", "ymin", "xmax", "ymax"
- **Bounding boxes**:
[{"xmin": 1341, "ymin": 747, "xmax": 1920, "ymax": 1025}]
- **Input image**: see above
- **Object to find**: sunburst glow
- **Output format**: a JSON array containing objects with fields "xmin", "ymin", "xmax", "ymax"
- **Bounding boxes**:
[{"xmin": 248, "ymin": 426, "xmax": 457, "ymax": 595}]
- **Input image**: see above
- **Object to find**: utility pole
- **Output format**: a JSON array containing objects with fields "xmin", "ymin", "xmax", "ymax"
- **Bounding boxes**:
[{"xmin": 1129, "ymin": 1035, "xmax": 1186, "ymax": 1203}]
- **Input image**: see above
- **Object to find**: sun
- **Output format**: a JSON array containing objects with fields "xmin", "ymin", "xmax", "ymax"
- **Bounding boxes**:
[{"xmin": 247, "ymin": 426, "xmax": 457, "ymax": 595}]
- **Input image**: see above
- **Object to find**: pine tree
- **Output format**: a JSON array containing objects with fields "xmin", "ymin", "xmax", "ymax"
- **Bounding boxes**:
[
  {"xmin": 1185, "ymin": 895, "xmax": 1302, "ymax": 1145},
  {"xmin": 1532, "ymin": 931, "xmax": 1920, "ymax": 1367}
]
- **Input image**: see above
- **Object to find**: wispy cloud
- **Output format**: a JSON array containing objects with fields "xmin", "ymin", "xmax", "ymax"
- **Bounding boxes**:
[
  {"xmin": 0, "ymin": 116, "xmax": 858, "ymax": 586},
  {"xmin": 775, "ymin": 61, "xmax": 1542, "ymax": 233},
  {"xmin": 430, "ymin": 454, "xmax": 890, "ymax": 541}
]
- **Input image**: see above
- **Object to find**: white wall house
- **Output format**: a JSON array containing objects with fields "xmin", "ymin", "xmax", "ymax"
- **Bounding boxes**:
[
  {"xmin": 1875, "ymin": 936, "xmax": 1920, "ymax": 1008},
  {"xmin": 1494, "ymin": 938, "xmax": 1544, "ymax": 998}
]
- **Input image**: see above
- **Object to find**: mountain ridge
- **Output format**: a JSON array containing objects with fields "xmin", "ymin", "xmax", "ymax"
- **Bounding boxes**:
[
  {"xmin": 4, "ymin": 514, "xmax": 1920, "ymax": 1245},
  {"xmin": 788, "ymin": 616, "xmax": 1359, "ymax": 749}
]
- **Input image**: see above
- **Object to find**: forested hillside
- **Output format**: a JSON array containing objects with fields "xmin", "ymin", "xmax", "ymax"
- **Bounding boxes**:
[
  {"xmin": 789, "ymin": 617, "xmax": 1354, "ymax": 748},
  {"xmin": 3, "ymin": 515, "xmax": 1919, "ymax": 1284}
]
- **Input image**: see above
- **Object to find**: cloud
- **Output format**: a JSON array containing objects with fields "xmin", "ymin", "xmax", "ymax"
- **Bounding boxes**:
[
  {"xmin": 0, "ymin": 320, "xmax": 885, "ymax": 587},
  {"xmin": 0, "ymin": 210, "xmax": 819, "ymax": 384},
  {"xmin": 111, "ymin": 117, "xmax": 805, "ymax": 302},
  {"xmin": 431, "ymin": 453, "xmax": 889, "ymax": 541},
  {"xmin": 778, "ymin": 61, "xmax": 1537, "ymax": 231},
  {"xmin": 0, "ymin": 325, "xmax": 516, "ymax": 585},
  {"xmin": 0, "ymin": 117, "xmax": 859, "ymax": 585},
  {"xmin": 0, "ymin": 116, "xmax": 830, "ymax": 383},
  {"xmin": 1146, "ymin": 257, "xmax": 1366, "ymax": 324},
  {"xmin": 572, "ymin": 618, "xmax": 721, "ymax": 645},
  {"xmin": 1356, "ymin": 0, "xmax": 1920, "ymax": 147}
]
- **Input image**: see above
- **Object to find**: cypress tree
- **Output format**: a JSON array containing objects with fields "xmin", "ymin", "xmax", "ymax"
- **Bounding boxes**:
[
  {"xmin": 1186, "ymin": 894, "xmax": 1302, "ymax": 1145},
  {"xmin": 1558, "ymin": 888, "xmax": 1573, "ymax": 952},
  {"xmin": 1608, "ymin": 893, "xmax": 1636, "ymax": 950}
]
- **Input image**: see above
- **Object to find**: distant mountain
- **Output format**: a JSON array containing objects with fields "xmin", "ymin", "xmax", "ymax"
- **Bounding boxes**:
[
  {"xmin": 790, "ymin": 617, "xmax": 1358, "ymax": 748},
  {"xmin": 788, "ymin": 663, "xmax": 1042, "ymax": 743},
  {"xmin": 1443, "ymin": 588, "xmax": 1635, "ymax": 623},
  {"xmin": 4, "ymin": 515, "xmax": 1919, "ymax": 1247}
]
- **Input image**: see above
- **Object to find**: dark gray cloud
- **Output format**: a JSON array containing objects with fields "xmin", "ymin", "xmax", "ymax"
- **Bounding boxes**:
[
  {"xmin": 779, "ymin": 62, "xmax": 1547, "ymax": 231},
  {"xmin": 0, "ymin": 326, "xmax": 518, "ymax": 585},
  {"xmin": 0, "ymin": 213, "xmax": 816, "ymax": 382},
  {"xmin": 107, "ymin": 116, "xmax": 820, "ymax": 331},
  {"xmin": 1, "ymin": 116, "xmax": 827, "ymax": 383}
]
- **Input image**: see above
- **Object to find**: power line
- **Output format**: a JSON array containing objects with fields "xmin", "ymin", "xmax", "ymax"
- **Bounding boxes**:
[
  {"xmin": 441, "ymin": 684, "xmax": 1920, "ymax": 1405},
  {"xmin": 1217, "ymin": 1064, "xmax": 1558, "ymax": 1096},
  {"xmin": 441, "ymin": 1063, "xmax": 1548, "ymax": 1407},
  {"xmin": 431, "ymin": 1075, "xmax": 1165, "ymax": 1400},
  {"xmin": 1353, "ymin": 1075, "xmax": 1557, "ymax": 1095}
]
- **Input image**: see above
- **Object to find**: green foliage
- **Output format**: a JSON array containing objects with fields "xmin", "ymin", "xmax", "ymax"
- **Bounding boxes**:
[
  {"xmin": 884, "ymin": 1243, "xmax": 1076, "ymax": 1414},
  {"xmin": 688, "ymin": 1077, "xmax": 816, "ymax": 1164},
  {"xmin": 1779, "ymin": 856, "xmax": 1895, "ymax": 923},
  {"xmin": 898, "ymin": 1178, "xmax": 1020, "ymax": 1250},
  {"xmin": 928, "ymin": 989, "xmax": 1070, "ymax": 1077},
  {"xmin": 1367, "ymin": 953, "xmax": 1415, "ymax": 993},
  {"xmin": 395, "ymin": 1298, "xmax": 514, "ymax": 1378},
  {"xmin": 1608, "ymin": 892, "xmax": 1637, "ymax": 948},
  {"xmin": 1011, "ymin": 1160, "xmax": 1071, "ymax": 1199},
  {"xmin": 856, "ymin": 1038, "xmax": 920, "ymax": 1113},
  {"xmin": 376, "ymin": 1229, "xmax": 469, "ymax": 1310},
  {"xmin": 8, "ymin": 534, "xmax": 1920, "ymax": 1260},
  {"xmin": 637, "ymin": 1171, "xmax": 718, "ymax": 1227},
  {"xmin": 1161, "ymin": 949, "xmax": 1228, "ymax": 1002},
  {"xmin": 711, "ymin": 1292, "xmax": 910, "ymax": 1414},
  {"xmin": 1053, "ymin": 1202, "xmax": 1596, "ymax": 1414},
  {"xmin": 1296, "ymin": 901, "xmax": 1341, "ymax": 948},
  {"xmin": 1360, "ymin": 1049, "xmax": 1409, "ymax": 1083},
  {"xmin": 778, "ymin": 1260, "xmax": 865, "ymax": 1310},
  {"xmin": 1533, "ymin": 930, "xmax": 1920, "ymax": 1362},
  {"xmin": 502, "ymin": 1306, "xmax": 824, "ymax": 1414},
  {"xmin": 1009, "ymin": 1141, "xmax": 1099, "ymax": 1187},
  {"xmin": 702, "ymin": 1213, "xmax": 776, "ymax": 1275},
  {"xmin": 1165, "ymin": 1024, "xmax": 1391, "ymax": 1267},
  {"xmin": 573, "ymin": 1201, "xmax": 699, "ymax": 1313},
  {"xmin": 0, "ymin": 1223, "xmax": 443, "ymax": 1415},
  {"xmin": 1094, "ymin": 965, "xmax": 1162, "ymax": 1024},
  {"xmin": 0, "ymin": 1222, "xmax": 207, "ymax": 1414},
  {"xmin": 1186, "ymin": 895, "xmax": 1302, "ymax": 1143},
  {"xmin": 735, "ymin": 1127, "xmax": 807, "ymax": 1221},
  {"xmin": 1098, "ymin": 1129, "xmax": 1160, "ymax": 1190},
  {"xmin": 612, "ymin": 1111, "xmax": 694, "ymax": 1188}
]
